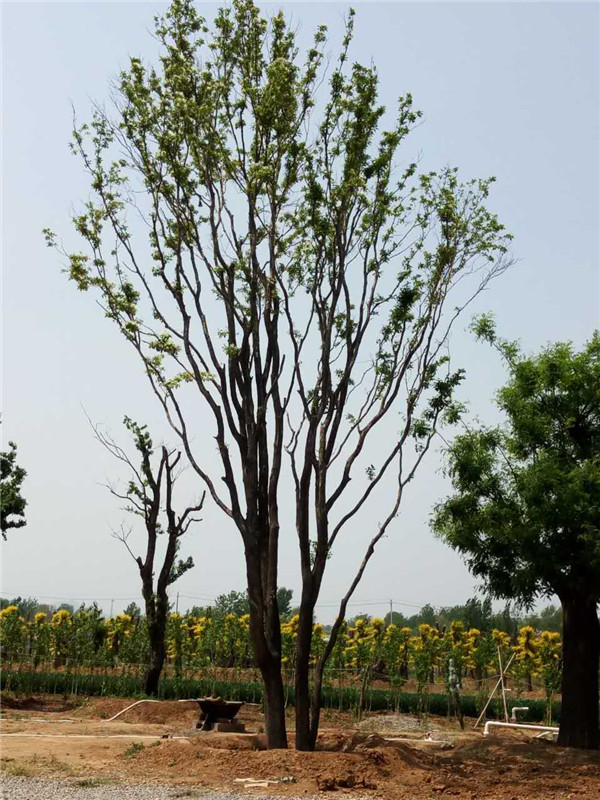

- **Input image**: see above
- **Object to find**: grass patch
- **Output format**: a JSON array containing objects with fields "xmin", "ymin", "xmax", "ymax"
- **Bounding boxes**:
[
  {"xmin": 48, "ymin": 756, "xmax": 72, "ymax": 773},
  {"xmin": 5, "ymin": 763, "xmax": 34, "ymax": 777},
  {"xmin": 123, "ymin": 742, "xmax": 145, "ymax": 759},
  {"xmin": 75, "ymin": 778, "xmax": 111, "ymax": 788}
]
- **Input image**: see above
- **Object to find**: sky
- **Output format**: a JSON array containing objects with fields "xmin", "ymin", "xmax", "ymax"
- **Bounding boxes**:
[{"xmin": 2, "ymin": 1, "xmax": 599, "ymax": 622}]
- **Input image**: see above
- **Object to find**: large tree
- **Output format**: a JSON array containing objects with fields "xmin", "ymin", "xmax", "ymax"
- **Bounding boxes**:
[
  {"xmin": 433, "ymin": 322, "xmax": 600, "ymax": 749},
  {"xmin": 1, "ymin": 438, "xmax": 27, "ymax": 539},
  {"xmin": 94, "ymin": 417, "xmax": 204, "ymax": 695},
  {"xmin": 214, "ymin": 587, "xmax": 293, "ymax": 618},
  {"xmin": 46, "ymin": 0, "xmax": 511, "ymax": 748}
]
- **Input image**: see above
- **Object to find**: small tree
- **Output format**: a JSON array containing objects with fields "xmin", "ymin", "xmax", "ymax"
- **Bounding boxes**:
[
  {"xmin": 514, "ymin": 625, "xmax": 538, "ymax": 693},
  {"xmin": 46, "ymin": 0, "xmax": 511, "ymax": 748},
  {"xmin": 124, "ymin": 602, "xmax": 142, "ymax": 622},
  {"xmin": 538, "ymin": 631, "xmax": 562, "ymax": 725},
  {"xmin": 1, "ymin": 439, "xmax": 27, "ymax": 539},
  {"xmin": 412, "ymin": 623, "xmax": 440, "ymax": 716},
  {"xmin": 0, "ymin": 606, "xmax": 26, "ymax": 661},
  {"xmin": 276, "ymin": 587, "xmax": 293, "ymax": 620},
  {"xmin": 433, "ymin": 325, "xmax": 600, "ymax": 749},
  {"xmin": 94, "ymin": 417, "xmax": 204, "ymax": 695}
]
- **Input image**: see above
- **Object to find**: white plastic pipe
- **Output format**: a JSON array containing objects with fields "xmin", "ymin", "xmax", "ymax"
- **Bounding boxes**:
[
  {"xmin": 510, "ymin": 706, "xmax": 529, "ymax": 722},
  {"xmin": 384, "ymin": 737, "xmax": 444, "ymax": 744},
  {"xmin": 105, "ymin": 699, "xmax": 160, "ymax": 722},
  {"xmin": 483, "ymin": 720, "xmax": 558, "ymax": 737}
]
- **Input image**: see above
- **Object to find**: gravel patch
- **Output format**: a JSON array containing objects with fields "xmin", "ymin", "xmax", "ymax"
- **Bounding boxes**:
[
  {"xmin": 357, "ymin": 714, "xmax": 423, "ymax": 733},
  {"xmin": 0, "ymin": 776, "xmax": 329, "ymax": 800}
]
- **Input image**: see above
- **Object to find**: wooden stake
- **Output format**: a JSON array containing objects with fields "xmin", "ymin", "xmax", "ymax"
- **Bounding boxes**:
[
  {"xmin": 497, "ymin": 646, "xmax": 509, "ymax": 722},
  {"xmin": 473, "ymin": 652, "xmax": 515, "ymax": 729}
]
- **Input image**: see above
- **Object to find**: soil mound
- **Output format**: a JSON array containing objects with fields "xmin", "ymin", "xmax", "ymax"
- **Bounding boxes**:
[
  {"xmin": 72, "ymin": 698, "xmax": 199, "ymax": 726},
  {"xmin": 127, "ymin": 737, "xmax": 400, "ymax": 794},
  {"xmin": 1, "ymin": 694, "xmax": 77, "ymax": 714},
  {"xmin": 317, "ymin": 731, "xmax": 432, "ymax": 764},
  {"xmin": 453, "ymin": 735, "xmax": 600, "ymax": 768}
]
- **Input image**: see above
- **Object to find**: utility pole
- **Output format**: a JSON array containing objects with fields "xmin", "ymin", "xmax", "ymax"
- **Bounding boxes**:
[
  {"xmin": 110, "ymin": 599, "xmax": 114, "ymax": 618},
  {"xmin": 389, "ymin": 599, "xmax": 393, "ymax": 625},
  {"xmin": 176, "ymin": 592, "xmax": 180, "ymax": 614}
]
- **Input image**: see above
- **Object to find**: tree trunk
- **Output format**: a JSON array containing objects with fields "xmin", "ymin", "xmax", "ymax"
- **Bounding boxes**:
[
  {"xmin": 261, "ymin": 659, "xmax": 288, "ymax": 749},
  {"xmin": 294, "ymin": 607, "xmax": 314, "ymax": 751},
  {"xmin": 400, "ymin": 653, "xmax": 409, "ymax": 680},
  {"xmin": 358, "ymin": 665, "xmax": 372, "ymax": 717},
  {"xmin": 142, "ymin": 578, "xmax": 168, "ymax": 698},
  {"xmin": 299, "ymin": 590, "xmax": 353, "ymax": 752},
  {"xmin": 144, "ymin": 621, "xmax": 166, "ymax": 696},
  {"xmin": 246, "ymin": 546, "xmax": 288, "ymax": 750},
  {"xmin": 294, "ymin": 676, "xmax": 311, "ymax": 751},
  {"xmin": 558, "ymin": 594, "xmax": 599, "ymax": 749},
  {"xmin": 250, "ymin": 611, "xmax": 287, "ymax": 748}
]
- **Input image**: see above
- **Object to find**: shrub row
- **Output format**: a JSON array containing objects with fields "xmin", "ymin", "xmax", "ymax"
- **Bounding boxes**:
[{"xmin": 0, "ymin": 668, "xmax": 560, "ymax": 722}]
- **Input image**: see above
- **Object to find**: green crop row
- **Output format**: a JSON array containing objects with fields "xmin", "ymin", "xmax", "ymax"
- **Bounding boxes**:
[{"xmin": 0, "ymin": 668, "xmax": 560, "ymax": 722}]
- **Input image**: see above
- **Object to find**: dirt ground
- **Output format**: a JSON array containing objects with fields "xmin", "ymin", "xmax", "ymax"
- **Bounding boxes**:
[{"xmin": 1, "ymin": 694, "xmax": 599, "ymax": 799}]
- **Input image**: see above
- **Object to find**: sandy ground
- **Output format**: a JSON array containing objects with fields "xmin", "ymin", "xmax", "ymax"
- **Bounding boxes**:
[{"xmin": 1, "ymin": 695, "xmax": 599, "ymax": 799}]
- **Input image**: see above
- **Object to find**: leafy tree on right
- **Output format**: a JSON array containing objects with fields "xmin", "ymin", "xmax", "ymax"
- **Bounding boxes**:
[
  {"xmin": 1, "ymin": 439, "xmax": 27, "ymax": 539},
  {"xmin": 433, "ymin": 320, "xmax": 600, "ymax": 749}
]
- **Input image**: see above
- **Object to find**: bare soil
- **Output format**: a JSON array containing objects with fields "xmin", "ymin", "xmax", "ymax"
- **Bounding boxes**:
[{"xmin": 1, "ymin": 694, "xmax": 598, "ymax": 798}]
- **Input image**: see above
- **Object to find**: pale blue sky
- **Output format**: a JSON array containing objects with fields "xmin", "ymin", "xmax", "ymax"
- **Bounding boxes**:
[{"xmin": 2, "ymin": 1, "xmax": 598, "ymax": 621}]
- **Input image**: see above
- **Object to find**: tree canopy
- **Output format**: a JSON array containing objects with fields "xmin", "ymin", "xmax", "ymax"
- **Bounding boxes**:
[
  {"xmin": 1, "ymin": 439, "xmax": 27, "ymax": 540},
  {"xmin": 214, "ymin": 587, "xmax": 293, "ymax": 618},
  {"xmin": 47, "ymin": 0, "xmax": 511, "ymax": 749},
  {"xmin": 433, "ymin": 324, "xmax": 600, "ymax": 604}
]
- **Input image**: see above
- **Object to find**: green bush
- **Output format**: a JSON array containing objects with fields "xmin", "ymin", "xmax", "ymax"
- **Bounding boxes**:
[{"xmin": 0, "ymin": 668, "xmax": 560, "ymax": 722}]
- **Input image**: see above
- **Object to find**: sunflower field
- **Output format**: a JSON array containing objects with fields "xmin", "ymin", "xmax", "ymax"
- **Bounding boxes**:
[{"xmin": 0, "ymin": 604, "xmax": 563, "ymax": 720}]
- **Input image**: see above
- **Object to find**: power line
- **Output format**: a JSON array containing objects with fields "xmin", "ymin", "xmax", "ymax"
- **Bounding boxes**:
[
  {"xmin": 178, "ymin": 594, "xmax": 219, "ymax": 602},
  {"xmin": 314, "ymin": 599, "xmax": 424, "ymax": 610},
  {"xmin": 2, "ymin": 590, "xmax": 426, "ymax": 611}
]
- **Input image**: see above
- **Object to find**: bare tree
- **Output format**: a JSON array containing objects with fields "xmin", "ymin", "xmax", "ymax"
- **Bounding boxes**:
[
  {"xmin": 94, "ymin": 417, "xmax": 204, "ymax": 695},
  {"xmin": 46, "ymin": 0, "xmax": 512, "ymax": 748}
]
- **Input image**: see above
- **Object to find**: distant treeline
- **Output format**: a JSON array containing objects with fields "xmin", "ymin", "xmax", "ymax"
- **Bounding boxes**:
[
  {"xmin": 0, "ymin": 591, "xmax": 561, "ymax": 634},
  {"xmin": 380, "ymin": 597, "xmax": 562, "ymax": 636}
]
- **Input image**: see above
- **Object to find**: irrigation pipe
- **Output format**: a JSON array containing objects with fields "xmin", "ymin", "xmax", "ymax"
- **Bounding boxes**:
[
  {"xmin": 104, "ymin": 697, "xmax": 203, "ymax": 722},
  {"xmin": 483, "ymin": 721, "xmax": 558, "ymax": 737},
  {"xmin": 104, "ymin": 699, "xmax": 161, "ymax": 722},
  {"xmin": 510, "ymin": 706, "xmax": 529, "ymax": 722}
]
